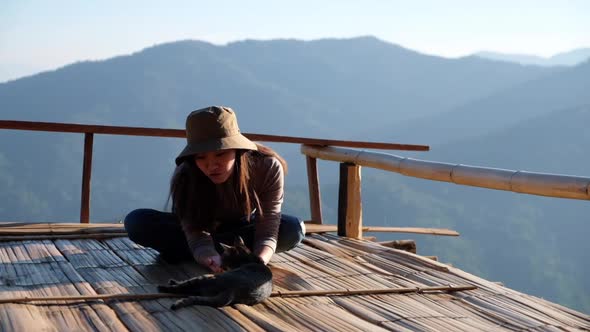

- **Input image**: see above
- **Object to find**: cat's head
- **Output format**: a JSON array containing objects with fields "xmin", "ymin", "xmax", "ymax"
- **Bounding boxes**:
[{"xmin": 219, "ymin": 236, "xmax": 264, "ymax": 270}]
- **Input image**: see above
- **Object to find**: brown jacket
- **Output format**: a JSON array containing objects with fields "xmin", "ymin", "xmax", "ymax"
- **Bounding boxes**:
[{"xmin": 180, "ymin": 155, "xmax": 284, "ymax": 260}]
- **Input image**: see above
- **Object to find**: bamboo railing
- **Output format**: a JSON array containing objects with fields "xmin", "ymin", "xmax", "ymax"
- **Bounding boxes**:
[
  {"xmin": 6, "ymin": 119, "xmax": 586, "ymax": 241},
  {"xmin": 5, "ymin": 119, "xmax": 587, "ymax": 240},
  {"xmin": 301, "ymin": 145, "xmax": 590, "ymax": 238},
  {"xmin": 0, "ymin": 119, "xmax": 428, "ymax": 224}
]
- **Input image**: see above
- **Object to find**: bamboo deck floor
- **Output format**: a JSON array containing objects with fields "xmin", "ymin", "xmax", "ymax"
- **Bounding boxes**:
[{"xmin": 0, "ymin": 224, "xmax": 588, "ymax": 331}]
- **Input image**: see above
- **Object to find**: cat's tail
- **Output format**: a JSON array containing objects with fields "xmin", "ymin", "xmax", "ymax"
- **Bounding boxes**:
[{"xmin": 170, "ymin": 290, "xmax": 234, "ymax": 310}]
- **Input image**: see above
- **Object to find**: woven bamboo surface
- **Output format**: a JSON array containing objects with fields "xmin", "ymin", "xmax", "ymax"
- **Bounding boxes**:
[{"xmin": 0, "ymin": 227, "xmax": 588, "ymax": 331}]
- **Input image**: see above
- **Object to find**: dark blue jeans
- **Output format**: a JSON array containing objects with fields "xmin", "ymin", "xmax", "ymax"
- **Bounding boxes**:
[{"xmin": 124, "ymin": 209, "xmax": 305, "ymax": 261}]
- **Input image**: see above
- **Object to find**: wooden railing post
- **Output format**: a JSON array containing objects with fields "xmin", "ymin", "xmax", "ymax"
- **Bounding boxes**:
[
  {"xmin": 306, "ymin": 154, "xmax": 323, "ymax": 224},
  {"xmin": 337, "ymin": 163, "xmax": 362, "ymax": 238},
  {"xmin": 80, "ymin": 133, "xmax": 94, "ymax": 223}
]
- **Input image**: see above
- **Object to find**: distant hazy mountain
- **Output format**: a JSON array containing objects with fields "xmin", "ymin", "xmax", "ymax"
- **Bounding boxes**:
[
  {"xmin": 225, "ymin": 38, "xmax": 561, "ymax": 127},
  {"xmin": 0, "ymin": 63, "xmax": 46, "ymax": 83},
  {"xmin": 475, "ymin": 48, "xmax": 590, "ymax": 66},
  {"xmin": 383, "ymin": 60, "xmax": 590, "ymax": 146},
  {"xmin": 432, "ymin": 105, "xmax": 590, "ymax": 174},
  {"xmin": 1, "ymin": 37, "xmax": 559, "ymax": 130}
]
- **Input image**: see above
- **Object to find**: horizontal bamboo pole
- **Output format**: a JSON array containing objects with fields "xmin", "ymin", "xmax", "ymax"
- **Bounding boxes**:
[
  {"xmin": 272, "ymin": 285, "xmax": 476, "ymax": 297},
  {"xmin": 0, "ymin": 285, "xmax": 477, "ymax": 304},
  {"xmin": 0, "ymin": 293, "xmax": 184, "ymax": 304},
  {"xmin": 0, "ymin": 223, "xmax": 458, "ymax": 238},
  {"xmin": 305, "ymin": 224, "xmax": 459, "ymax": 236},
  {"xmin": 0, "ymin": 222, "xmax": 123, "ymax": 227},
  {"xmin": 0, "ymin": 233, "xmax": 128, "ymax": 242},
  {"xmin": 0, "ymin": 120, "xmax": 184, "ymax": 137},
  {"xmin": 301, "ymin": 145, "xmax": 590, "ymax": 201},
  {"xmin": 0, "ymin": 222, "xmax": 124, "ymax": 235},
  {"xmin": 0, "ymin": 120, "xmax": 429, "ymax": 151}
]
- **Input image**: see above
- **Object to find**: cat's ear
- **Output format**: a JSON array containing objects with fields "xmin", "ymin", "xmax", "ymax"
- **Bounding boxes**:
[
  {"xmin": 219, "ymin": 242, "xmax": 231, "ymax": 253},
  {"xmin": 234, "ymin": 236, "xmax": 251, "ymax": 254},
  {"xmin": 234, "ymin": 236, "xmax": 246, "ymax": 248}
]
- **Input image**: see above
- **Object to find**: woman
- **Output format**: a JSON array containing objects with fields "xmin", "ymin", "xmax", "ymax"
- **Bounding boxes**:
[{"xmin": 124, "ymin": 106, "xmax": 305, "ymax": 272}]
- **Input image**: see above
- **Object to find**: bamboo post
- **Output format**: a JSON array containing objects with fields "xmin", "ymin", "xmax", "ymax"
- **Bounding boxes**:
[
  {"xmin": 306, "ymin": 155, "xmax": 323, "ymax": 224},
  {"xmin": 80, "ymin": 133, "xmax": 94, "ymax": 223},
  {"xmin": 338, "ymin": 163, "xmax": 363, "ymax": 239}
]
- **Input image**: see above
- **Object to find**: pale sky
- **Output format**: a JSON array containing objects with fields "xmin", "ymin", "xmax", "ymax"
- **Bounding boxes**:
[{"xmin": 1, "ymin": 0, "xmax": 589, "ymax": 82}]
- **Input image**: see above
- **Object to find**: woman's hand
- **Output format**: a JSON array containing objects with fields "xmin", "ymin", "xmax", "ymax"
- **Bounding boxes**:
[
  {"xmin": 255, "ymin": 246, "xmax": 274, "ymax": 265},
  {"xmin": 196, "ymin": 254, "xmax": 223, "ymax": 273}
]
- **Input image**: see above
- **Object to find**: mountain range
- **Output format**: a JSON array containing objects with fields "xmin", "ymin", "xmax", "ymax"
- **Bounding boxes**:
[
  {"xmin": 378, "ymin": 58, "xmax": 590, "ymax": 146},
  {"xmin": 475, "ymin": 48, "xmax": 590, "ymax": 66},
  {"xmin": 0, "ymin": 36, "xmax": 588, "ymax": 312}
]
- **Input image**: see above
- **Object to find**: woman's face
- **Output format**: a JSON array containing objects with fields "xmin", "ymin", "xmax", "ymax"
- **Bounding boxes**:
[{"xmin": 194, "ymin": 149, "xmax": 237, "ymax": 184}]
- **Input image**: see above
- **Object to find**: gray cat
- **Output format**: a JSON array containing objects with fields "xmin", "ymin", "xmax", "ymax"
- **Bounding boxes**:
[{"xmin": 157, "ymin": 237, "xmax": 273, "ymax": 310}]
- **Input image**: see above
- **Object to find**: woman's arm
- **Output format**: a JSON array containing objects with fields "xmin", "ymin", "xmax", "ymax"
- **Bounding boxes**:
[
  {"xmin": 195, "ymin": 254, "xmax": 223, "ymax": 273},
  {"xmin": 255, "ymin": 246, "xmax": 274, "ymax": 265},
  {"xmin": 253, "ymin": 157, "xmax": 284, "ymax": 263},
  {"xmin": 181, "ymin": 220, "xmax": 223, "ymax": 272}
]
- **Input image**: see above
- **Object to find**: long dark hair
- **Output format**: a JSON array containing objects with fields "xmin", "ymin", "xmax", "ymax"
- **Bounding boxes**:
[{"xmin": 169, "ymin": 143, "xmax": 287, "ymax": 232}]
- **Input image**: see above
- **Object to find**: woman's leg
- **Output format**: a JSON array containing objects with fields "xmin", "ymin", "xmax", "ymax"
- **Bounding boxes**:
[
  {"xmin": 123, "ymin": 208, "xmax": 193, "ymax": 261},
  {"xmin": 275, "ymin": 214, "xmax": 305, "ymax": 253},
  {"xmin": 215, "ymin": 214, "xmax": 305, "ymax": 253}
]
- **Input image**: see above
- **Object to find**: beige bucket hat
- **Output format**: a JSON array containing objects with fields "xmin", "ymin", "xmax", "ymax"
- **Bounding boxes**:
[{"xmin": 175, "ymin": 106, "xmax": 257, "ymax": 165}]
